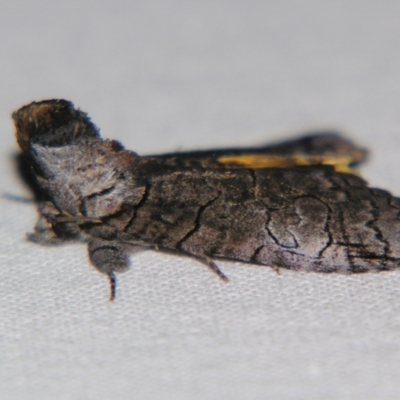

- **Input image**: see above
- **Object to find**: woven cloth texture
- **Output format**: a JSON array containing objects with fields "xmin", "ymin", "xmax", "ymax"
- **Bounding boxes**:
[{"xmin": 2, "ymin": 2, "xmax": 400, "ymax": 399}]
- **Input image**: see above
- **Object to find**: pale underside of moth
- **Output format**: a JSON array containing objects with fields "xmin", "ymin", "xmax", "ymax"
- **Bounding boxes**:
[{"xmin": 13, "ymin": 99, "xmax": 400, "ymax": 300}]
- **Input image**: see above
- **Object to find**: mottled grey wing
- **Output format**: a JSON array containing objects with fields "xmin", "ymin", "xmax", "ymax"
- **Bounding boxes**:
[{"xmin": 148, "ymin": 132, "xmax": 368, "ymax": 171}]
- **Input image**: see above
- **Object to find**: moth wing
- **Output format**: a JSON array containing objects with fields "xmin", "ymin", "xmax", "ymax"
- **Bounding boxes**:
[{"xmin": 150, "ymin": 132, "xmax": 368, "ymax": 173}]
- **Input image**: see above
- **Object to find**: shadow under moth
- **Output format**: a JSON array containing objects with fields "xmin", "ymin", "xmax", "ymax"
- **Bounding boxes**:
[{"xmin": 13, "ymin": 99, "xmax": 400, "ymax": 300}]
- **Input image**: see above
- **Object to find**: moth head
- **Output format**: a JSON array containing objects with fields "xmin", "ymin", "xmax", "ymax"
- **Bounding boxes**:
[
  {"xmin": 13, "ymin": 99, "xmax": 144, "ymax": 219},
  {"xmin": 29, "ymin": 139, "xmax": 144, "ymax": 218}
]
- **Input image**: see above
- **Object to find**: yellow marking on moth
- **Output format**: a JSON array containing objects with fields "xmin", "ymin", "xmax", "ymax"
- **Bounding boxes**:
[{"xmin": 217, "ymin": 154, "xmax": 357, "ymax": 174}]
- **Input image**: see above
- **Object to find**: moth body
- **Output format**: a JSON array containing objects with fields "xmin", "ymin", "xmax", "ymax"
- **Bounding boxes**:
[{"xmin": 13, "ymin": 99, "xmax": 400, "ymax": 299}]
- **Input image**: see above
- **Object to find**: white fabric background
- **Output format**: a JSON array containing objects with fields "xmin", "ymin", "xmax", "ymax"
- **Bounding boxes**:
[{"xmin": 2, "ymin": 1, "xmax": 400, "ymax": 399}]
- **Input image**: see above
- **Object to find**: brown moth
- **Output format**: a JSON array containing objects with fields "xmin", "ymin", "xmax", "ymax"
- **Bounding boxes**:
[{"xmin": 13, "ymin": 99, "xmax": 400, "ymax": 300}]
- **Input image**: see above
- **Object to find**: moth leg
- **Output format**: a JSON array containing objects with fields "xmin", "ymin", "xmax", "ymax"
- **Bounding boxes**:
[
  {"xmin": 271, "ymin": 257, "xmax": 289, "ymax": 275},
  {"xmin": 28, "ymin": 202, "xmax": 83, "ymax": 244},
  {"xmin": 27, "ymin": 229, "xmax": 65, "ymax": 244},
  {"xmin": 88, "ymin": 240, "xmax": 130, "ymax": 301},
  {"xmin": 199, "ymin": 255, "xmax": 229, "ymax": 282},
  {"xmin": 27, "ymin": 202, "xmax": 65, "ymax": 244},
  {"xmin": 272, "ymin": 264, "xmax": 281, "ymax": 275}
]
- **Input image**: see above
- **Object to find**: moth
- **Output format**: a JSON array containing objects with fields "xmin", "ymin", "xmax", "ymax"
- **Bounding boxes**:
[{"xmin": 13, "ymin": 99, "xmax": 400, "ymax": 300}]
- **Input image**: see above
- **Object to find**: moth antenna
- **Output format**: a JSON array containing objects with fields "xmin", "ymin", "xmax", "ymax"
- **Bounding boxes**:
[
  {"xmin": 108, "ymin": 272, "xmax": 117, "ymax": 301},
  {"xmin": 1, "ymin": 193, "xmax": 34, "ymax": 203},
  {"xmin": 205, "ymin": 257, "xmax": 229, "ymax": 282}
]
